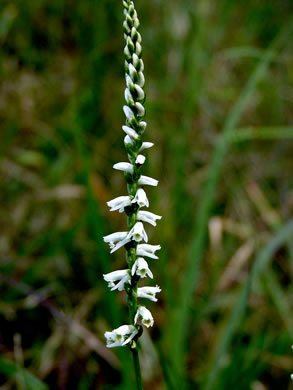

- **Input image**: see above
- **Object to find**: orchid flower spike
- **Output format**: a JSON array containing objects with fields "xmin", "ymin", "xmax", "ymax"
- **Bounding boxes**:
[{"xmin": 103, "ymin": 0, "xmax": 162, "ymax": 359}]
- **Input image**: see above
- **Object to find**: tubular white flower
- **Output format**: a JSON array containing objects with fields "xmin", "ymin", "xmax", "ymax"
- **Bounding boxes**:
[
  {"xmin": 134, "ymin": 84, "xmax": 145, "ymax": 100},
  {"xmin": 135, "ymin": 154, "xmax": 146, "ymax": 165},
  {"xmin": 137, "ymin": 285, "xmax": 161, "ymax": 302},
  {"xmin": 103, "ymin": 269, "xmax": 131, "ymax": 291},
  {"xmin": 122, "ymin": 125, "xmax": 139, "ymax": 140},
  {"xmin": 135, "ymin": 102, "xmax": 145, "ymax": 117},
  {"xmin": 110, "ymin": 235, "xmax": 131, "ymax": 253},
  {"xmin": 113, "ymin": 162, "xmax": 133, "ymax": 174},
  {"xmin": 128, "ymin": 222, "xmax": 148, "ymax": 243},
  {"xmin": 123, "ymin": 105, "xmax": 135, "ymax": 121},
  {"xmin": 139, "ymin": 142, "xmax": 154, "ymax": 152},
  {"xmin": 134, "ymin": 306, "xmax": 154, "ymax": 328},
  {"xmin": 104, "ymin": 325, "xmax": 138, "ymax": 348},
  {"xmin": 124, "ymin": 88, "xmax": 134, "ymax": 105},
  {"xmin": 136, "ymin": 244, "xmax": 161, "ymax": 259},
  {"xmin": 128, "ymin": 63, "xmax": 137, "ymax": 79},
  {"xmin": 124, "ymin": 135, "xmax": 134, "ymax": 145},
  {"xmin": 137, "ymin": 121, "xmax": 147, "ymax": 132},
  {"xmin": 131, "ymin": 257, "xmax": 153, "ymax": 278},
  {"xmin": 103, "ymin": 231, "xmax": 128, "ymax": 249},
  {"xmin": 138, "ymin": 175, "xmax": 159, "ymax": 187},
  {"xmin": 131, "ymin": 188, "xmax": 149, "ymax": 208},
  {"xmin": 137, "ymin": 210, "xmax": 162, "ymax": 226},
  {"xmin": 107, "ymin": 195, "xmax": 131, "ymax": 212}
]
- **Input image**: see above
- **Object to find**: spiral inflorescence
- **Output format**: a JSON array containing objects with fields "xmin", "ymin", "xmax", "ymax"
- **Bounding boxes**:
[{"xmin": 103, "ymin": 0, "xmax": 161, "ymax": 350}]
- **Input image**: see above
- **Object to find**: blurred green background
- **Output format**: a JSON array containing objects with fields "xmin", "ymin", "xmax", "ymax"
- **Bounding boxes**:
[{"xmin": 1, "ymin": 0, "xmax": 293, "ymax": 389}]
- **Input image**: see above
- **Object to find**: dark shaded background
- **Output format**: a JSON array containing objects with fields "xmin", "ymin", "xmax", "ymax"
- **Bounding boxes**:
[{"xmin": 1, "ymin": 0, "xmax": 293, "ymax": 389}]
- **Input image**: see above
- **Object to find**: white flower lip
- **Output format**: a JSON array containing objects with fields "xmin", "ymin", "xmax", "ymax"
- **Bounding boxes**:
[
  {"xmin": 128, "ymin": 63, "xmax": 137, "ymax": 80},
  {"xmin": 131, "ymin": 188, "xmax": 149, "ymax": 208},
  {"xmin": 110, "ymin": 235, "xmax": 131, "ymax": 253},
  {"xmin": 137, "ymin": 285, "xmax": 161, "ymax": 302},
  {"xmin": 122, "ymin": 125, "xmax": 138, "ymax": 140},
  {"xmin": 124, "ymin": 135, "xmax": 133, "ymax": 145},
  {"xmin": 138, "ymin": 175, "xmax": 159, "ymax": 187},
  {"xmin": 136, "ymin": 244, "xmax": 161, "ymax": 259},
  {"xmin": 107, "ymin": 195, "xmax": 131, "ymax": 212},
  {"xmin": 113, "ymin": 162, "xmax": 133, "ymax": 174},
  {"xmin": 139, "ymin": 142, "xmax": 154, "ymax": 152},
  {"xmin": 134, "ymin": 306, "xmax": 154, "ymax": 328},
  {"xmin": 135, "ymin": 154, "xmax": 146, "ymax": 165},
  {"xmin": 123, "ymin": 105, "xmax": 135, "ymax": 121},
  {"xmin": 103, "ymin": 231, "xmax": 128, "ymax": 249},
  {"xmin": 131, "ymin": 257, "xmax": 153, "ymax": 278},
  {"xmin": 137, "ymin": 120, "xmax": 146, "ymax": 132},
  {"xmin": 137, "ymin": 210, "xmax": 162, "ymax": 226},
  {"xmin": 134, "ymin": 84, "xmax": 145, "ymax": 100},
  {"xmin": 135, "ymin": 102, "xmax": 145, "ymax": 117},
  {"xmin": 128, "ymin": 222, "xmax": 148, "ymax": 243},
  {"xmin": 124, "ymin": 87, "xmax": 134, "ymax": 105},
  {"xmin": 103, "ymin": 269, "xmax": 131, "ymax": 291},
  {"xmin": 104, "ymin": 325, "xmax": 138, "ymax": 348}
]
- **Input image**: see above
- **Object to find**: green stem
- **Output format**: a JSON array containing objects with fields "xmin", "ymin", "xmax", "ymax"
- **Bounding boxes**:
[{"xmin": 131, "ymin": 347, "xmax": 143, "ymax": 390}]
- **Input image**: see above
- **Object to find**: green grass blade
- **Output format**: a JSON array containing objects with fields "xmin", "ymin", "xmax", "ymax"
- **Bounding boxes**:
[
  {"xmin": 203, "ymin": 219, "xmax": 293, "ymax": 390},
  {"xmin": 231, "ymin": 126, "xmax": 293, "ymax": 142},
  {"xmin": 263, "ymin": 269, "xmax": 293, "ymax": 339},
  {"xmin": 168, "ymin": 21, "xmax": 293, "ymax": 385},
  {"xmin": 0, "ymin": 357, "xmax": 48, "ymax": 390}
]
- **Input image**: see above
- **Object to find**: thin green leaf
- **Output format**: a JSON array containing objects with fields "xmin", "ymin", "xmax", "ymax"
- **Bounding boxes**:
[
  {"xmin": 168, "ymin": 21, "xmax": 293, "ymax": 386},
  {"xmin": 203, "ymin": 219, "xmax": 293, "ymax": 390},
  {"xmin": 0, "ymin": 357, "xmax": 48, "ymax": 390}
]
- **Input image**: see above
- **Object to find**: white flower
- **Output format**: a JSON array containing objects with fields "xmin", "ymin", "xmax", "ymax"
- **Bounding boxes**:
[
  {"xmin": 137, "ymin": 285, "xmax": 161, "ymax": 302},
  {"xmin": 138, "ymin": 175, "xmax": 158, "ymax": 187},
  {"xmin": 122, "ymin": 125, "xmax": 139, "ymax": 140},
  {"xmin": 137, "ymin": 210, "xmax": 162, "ymax": 226},
  {"xmin": 134, "ymin": 84, "xmax": 145, "ymax": 100},
  {"xmin": 135, "ymin": 102, "xmax": 145, "ymax": 117},
  {"xmin": 136, "ymin": 244, "xmax": 161, "ymax": 259},
  {"xmin": 124, "ymin": 135, "xmax": 133, "ymax": 145},
  {"xmin": 107, "ymin": 195, "xmax": 131, "ymax": 212},
  {"xmin": 135, "ymin": 154, "xmax": 146, "ymax": 165},
  {"xmin": 123, "ymin": 105, "xmax": 135, "ymax": 121},
  {"xmin": 128, "ymin": 222, "xmax": 148, "ymax": 242},
  {"xmin": 131, "ymin": 257, "xmax": 153, "ymax": 278},
  {"xmin": 103, "ymin": 231, "xmax": 128, "ymax": 249},
  {"xmin": 113, "ymin": 162, "xmax": 133, "ymax": 174},
  {"xmin": 104, "ymin": 325, "xmax": 138, "ymax": 348},
  {"xmin": 134, "ymin": 306, "xmax": 154, "ymax": 328},
  {"xmin": 124, "ymin": 88, "xmax": 134, "ymax": 105},
  {"xmin": 110, "ymin": 235, "xmax": 132, "ymax": 253},
  {"xmin": 131, "ymin": 188, "xmax": 149, "ymax": 208},
  {"xmin": 128, "ymin": 63, "xmax": 137, "ymax": 80},
  {"xmin": 103, "ymin": 269, "xmax": 131, "ymax": 291},
  {"xmin": 139, "ymin": 142, "xmax": 154, "ymax": 152},
  {"xmin": 137, "ymin": 121, "xmax": 147, "ymax": 132}
]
